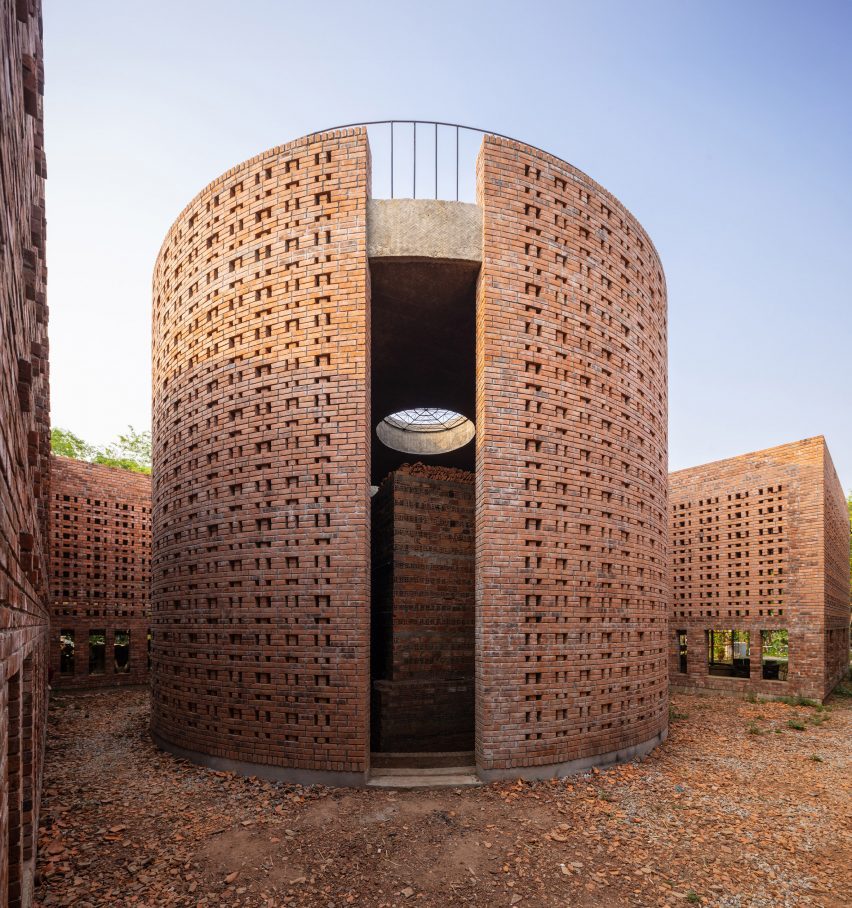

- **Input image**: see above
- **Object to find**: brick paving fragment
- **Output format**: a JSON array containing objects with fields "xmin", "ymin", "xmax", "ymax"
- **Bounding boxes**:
[{"xmin": 35, "ymin": 688, "xmax": 851, "ymax": 907}]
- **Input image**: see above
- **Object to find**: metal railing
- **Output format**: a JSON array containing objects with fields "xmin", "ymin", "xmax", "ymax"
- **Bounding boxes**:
[{"xmin": 308, "ymin": 120, "xmax": 529, "ymax": 204}]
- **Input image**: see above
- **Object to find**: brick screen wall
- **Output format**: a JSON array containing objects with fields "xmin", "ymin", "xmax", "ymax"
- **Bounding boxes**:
[
  {"xmin": 0, "ymin": 0, "xmax": 50, "ymax": 903},
  {"xmin": 371, "ymin": 464, "xmax": 474, "ymax": 752},
  {"xmin": 48, "ymin": 456, "xmax": 151, "ymax": 689},
  {"xmin": 669, "ymin": 437, "xmax": 850, "ymax": 701},
  {"xmin": 475, "ymin": 137, "xmax": 669, "ymax": 776},
  {"xmin": 151, "ymin": 129, "xmax": 371, "ymax": 782},
  {"xmin": 822, "ymin": 444, "xmax": 850, "ymax": 694}
]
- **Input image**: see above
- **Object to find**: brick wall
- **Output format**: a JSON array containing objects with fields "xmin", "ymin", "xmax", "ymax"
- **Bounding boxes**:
[
  {"xmin": 822, "ymin": 444, "xmax": 850, "ymax": 694},
  {"xmin": 151, "ymin": 129, "xmax": 371, "ymax": 781},
  {"xmin": 371, "ymin": 464, "xmax": 474, "ymax": 752},
  {"xmin": 475, "ymin": 137, "xmax": 669, "ymax": 775},
  {"xmin": 669, "ymin": 437, "xmax": 850, "ymax": 701},
  {"xmin": 48, "ymin": 457, "xmax": 151, "ymax": 689},
  {"xmin": 0, "ymin": 0, "xmax": 50, "ymax": 903}
]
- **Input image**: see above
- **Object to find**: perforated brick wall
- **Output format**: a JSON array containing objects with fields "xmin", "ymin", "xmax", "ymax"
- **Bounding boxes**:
[
  {"xmin": 0, "ymin": 0, "xmax": 50, "ymax": 902},
  {"xmin": 822, "ymin": 444, "xmax": 850, "ymax": 694},
  {"xmin": 48, "ymin": 456, "xmax": 151, "ymax": 689},
  {"xmin": 371, "ymin": 464, "xmax": 474, "ymax": 752},
  {"xmin": 151, "ymin": 129, "xmax": 371, "ymax": 780},
  {"xmin": 669, "ymin": 437, "xmax": 850, "ymax": 701},
  {"xmin": 475, "ymin": 137, "xmax": 669, "ymax": 775}
]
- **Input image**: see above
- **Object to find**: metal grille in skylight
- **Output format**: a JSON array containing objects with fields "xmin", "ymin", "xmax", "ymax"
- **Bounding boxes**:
[{"xmin": 382, "ymin": 408, "xmax": 469, "ymax": 433}]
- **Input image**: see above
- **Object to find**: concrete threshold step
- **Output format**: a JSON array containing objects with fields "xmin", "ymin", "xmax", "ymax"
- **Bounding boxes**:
[{"xmin": 367, "ymin": 766, "xmax": 481, "ymax": 789}]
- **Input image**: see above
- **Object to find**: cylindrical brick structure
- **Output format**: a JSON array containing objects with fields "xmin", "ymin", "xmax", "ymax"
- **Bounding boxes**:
[{"xmin": 151, "ymin": 125, "xmax": 668, "ymax": 785}]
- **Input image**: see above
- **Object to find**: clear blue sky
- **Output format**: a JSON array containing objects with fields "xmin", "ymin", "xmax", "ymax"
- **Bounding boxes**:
[{"xmin": 44, "ymin": 0, "xmax": 851, "ymax": 491}]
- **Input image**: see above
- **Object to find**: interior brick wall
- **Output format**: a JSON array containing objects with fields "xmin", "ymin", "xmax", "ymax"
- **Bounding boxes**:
[
  {"xmin": 48, "ymin": 456, "xmax": 151, "ymax": 689},
  {"xmin": 151, "ymin": 129, "xmax": 371, "ymax": 779},
  {"xmin": 0, "ymin": 0, "xmax": 50, "ymax": 903},
  {"xmin": 475, "ymin": 137, "xmax": 669, "ymax": 774},
  {"xmin": 669, "ymin": 437, "xmax": 850, "ymax": 701},
  {"xmin": 371, "ymin": 464, "xmax": 474, "ymax": 752}
]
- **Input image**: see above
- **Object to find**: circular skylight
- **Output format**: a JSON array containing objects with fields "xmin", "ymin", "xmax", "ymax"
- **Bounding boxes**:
[
  {"xmin": 377, "ymin": 408, "xmax": 475, "ymax": 454},
  {"xmin": 383, "ymin": 408, "xmax": 470, "ymax": 433}
]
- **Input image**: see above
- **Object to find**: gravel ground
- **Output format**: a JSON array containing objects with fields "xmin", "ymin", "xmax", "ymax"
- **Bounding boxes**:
[{"xmin": 34, "ymin": 686, "xmax": 852, "ymax": 907}]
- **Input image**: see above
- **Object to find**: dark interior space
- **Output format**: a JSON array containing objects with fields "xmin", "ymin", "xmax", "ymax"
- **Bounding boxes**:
[
  {"xmin": 369, "ymin": 257, "xmax": 478, "ymax": 755},
  {"xmin": 370, "ymin": 466, "xmax": 475, "ymax": 754},
  {"xmin": 369, "ymin": 257, "xmax": 478, "ymax": 485}
]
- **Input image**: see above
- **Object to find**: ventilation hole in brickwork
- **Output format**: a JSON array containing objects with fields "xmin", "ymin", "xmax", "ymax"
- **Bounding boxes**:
[{"xmin": 376, "ymin": 408, "xmax": 475, "ymax": 455}]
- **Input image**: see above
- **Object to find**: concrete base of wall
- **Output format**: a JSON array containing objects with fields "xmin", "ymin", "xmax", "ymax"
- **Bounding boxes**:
[
  {"xmin": 476, "ymin": 728, "xmax": 668, "ymax": 783},
  {"xmin": 670, "ymin": 684, "xmax": 828, "ymax": 705},
  {"xmin": 152, "ymin": 727, "xmax": 668, "ymax": 789},
  {"xmin": 52, "ymin": 681, "xmax": 151, "ymax": 695},
  {"xmin": 150, "ymin": 730, "xmax": 368, "ymax": 788}
]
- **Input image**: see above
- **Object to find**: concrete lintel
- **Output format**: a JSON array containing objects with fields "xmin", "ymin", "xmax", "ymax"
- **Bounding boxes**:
[{"xmin": 367, "ymin": 198, "xmax": 482, "ymax": 262}]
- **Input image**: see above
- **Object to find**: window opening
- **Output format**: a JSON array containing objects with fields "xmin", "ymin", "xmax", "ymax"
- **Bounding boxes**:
[
  {"xmin": 88, "ymin": 630, "xmax": 106, "ymax": 674},
  {"xmin": 59, "ymin": 630, "xmax": 75, "ymax": 675},
  {"xmin": 708, "ymin": 629, "xmax": 750, "ymax": 678},
  {"xmin": 677, "ymin": 630, "xmax": 687, "ymax": 674},
  {"xmin": 761, "ymin": 629, "xmax": 788, "ymax": 681},
  {"xmin": 114, "ymin": 630, "xmax": 130, "ymax": 673}
]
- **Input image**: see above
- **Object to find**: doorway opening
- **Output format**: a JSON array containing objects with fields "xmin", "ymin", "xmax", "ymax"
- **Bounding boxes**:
[{"xmin": 369, "ymin": 256, "xmax": 477, "ymax": 759}]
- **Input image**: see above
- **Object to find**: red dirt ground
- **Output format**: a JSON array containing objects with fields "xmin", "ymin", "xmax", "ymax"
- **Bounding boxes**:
[{"xmin": 34, "ymin": 687, "xmax": 852, "ymax": 907}]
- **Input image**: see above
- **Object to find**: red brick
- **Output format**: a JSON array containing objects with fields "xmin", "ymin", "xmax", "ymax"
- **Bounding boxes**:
[
  {"xmin": 668, "ymin": 437, "xmax": 850, "ymax": 701},
  {"xmin": 150, "ymin": 130, "xmax": 371, "ymax": 780},
  {"xmin": 151, "ymin": 129, "xmax": 669, "ymax": 782},
  {"xmin": 48, "ymin": 456, "xmax": 151, "ymax": 690},
  {"xmin": 475, "ymin": 137, "xmax": 669, "ymax": 774},
  {"xmin": 0, "ymin": 0, "xmax": 49, "ymax": 899}
]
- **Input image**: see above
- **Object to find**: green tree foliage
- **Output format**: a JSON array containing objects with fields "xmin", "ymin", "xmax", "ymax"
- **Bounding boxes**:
[
  {"xmin": 762, "ymin": 629, "xmax": 788, "ymax": 659},
  {"xmin": 92, "ymin": 426, "xmax": 151, "ymax": 474},
  {"xmin": 50, "ymin": 427, "xmax": 93, "ymax": 461},
  {"xmin": 50, "ymin": 425, "xmax": 151, "ymax": 474}
]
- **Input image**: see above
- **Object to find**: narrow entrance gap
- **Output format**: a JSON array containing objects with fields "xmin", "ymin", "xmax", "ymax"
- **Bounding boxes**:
[{"xmin": 368, "ymin": 256, "xmax": 478, "ymax": 763}]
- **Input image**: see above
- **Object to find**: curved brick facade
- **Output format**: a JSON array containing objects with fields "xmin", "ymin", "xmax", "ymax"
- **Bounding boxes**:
[
  {"xmin": 152, "ymin": 128, "xmax": 667, "ymax": 783},
  {"xmin": 151, "ymin": 130, "xmax": 372, "ymax": 782},
  {"xmin": 475, "ymin": 138, "xmax": 668, "ymax": 777}
]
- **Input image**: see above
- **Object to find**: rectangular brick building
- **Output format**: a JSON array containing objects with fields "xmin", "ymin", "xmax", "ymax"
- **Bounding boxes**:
[
  {"xmin": 669, "ymin": 437, "xmax": 849, "ymax": 701},
  {"xmin": 49, "ymin": 456, "xmax": 152, "ymax": 689}
]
